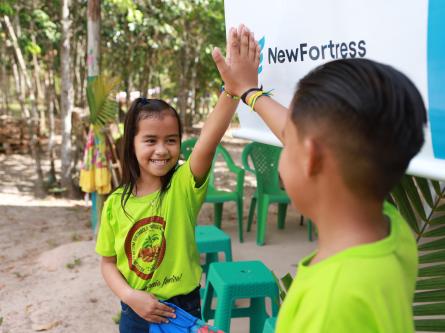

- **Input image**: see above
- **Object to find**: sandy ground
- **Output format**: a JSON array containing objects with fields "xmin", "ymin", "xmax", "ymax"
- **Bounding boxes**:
[{"xmin": 0, "ymin": 138, "xmax": 317, "ymax": 333}]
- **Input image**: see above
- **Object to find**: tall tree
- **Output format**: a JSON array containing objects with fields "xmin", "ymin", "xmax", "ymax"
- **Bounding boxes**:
[
  {"xmin": 60, "ymin": 0, "xmax": 75, "ymax": 196},
  {"xmin": 2, "ymin": 14, "xmax": 45, "ymax": 195}
]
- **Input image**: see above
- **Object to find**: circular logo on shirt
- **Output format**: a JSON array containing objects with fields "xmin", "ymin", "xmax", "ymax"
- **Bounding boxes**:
[{"xmin": 124, "ymin": 216, "xmax": 166, "ymax": 280}]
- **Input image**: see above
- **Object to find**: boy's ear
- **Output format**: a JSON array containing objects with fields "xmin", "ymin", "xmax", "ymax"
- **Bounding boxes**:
[{"xmin": 303, "ymin": 138, "xmax": 323, "ymax": 177}]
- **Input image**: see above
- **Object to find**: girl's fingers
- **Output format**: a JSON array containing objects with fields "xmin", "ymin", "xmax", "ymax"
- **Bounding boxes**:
[
  {"xmin": 212, "ymin": 47, "xmax": 228, "ymax": 74},
  {"xmin": 156, "ymin": 302, "xmax": 175, "ymax": 313},
  {"xmin": 249, "ymin": 32, "xmax": 256, "ymax": 61},
  {"xmin": 147, "ymin": 315, "xmax": 169, "ymax": 324},
  {"xmin": 255, "ymin": 43, "xmax": 261, "ymax": 67},
  {"xmin": 240, "ymin": 26, "xmax": 250, "ymax": 58},
  {"xmin": 154, "ymin": 308, "xmax": 176, "ymax": 318},
  {"xmin": 229, "ymin": 27, "xmax": 240, "ymax": 59}
]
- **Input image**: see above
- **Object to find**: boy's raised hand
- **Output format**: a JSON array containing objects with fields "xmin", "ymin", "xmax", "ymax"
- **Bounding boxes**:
[{"xmin": 212, "ymin": 24, "xmax": 260, "ymax": 97}]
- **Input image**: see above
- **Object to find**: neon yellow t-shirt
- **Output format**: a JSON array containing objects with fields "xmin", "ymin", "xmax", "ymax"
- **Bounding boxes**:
[
  {"xmin": 276, "ymin": 202, "xmax": 418, "ymax": 333},
  {"xmin": 95, "ymin": 159, "xmax": 209, "ymax": 300}
]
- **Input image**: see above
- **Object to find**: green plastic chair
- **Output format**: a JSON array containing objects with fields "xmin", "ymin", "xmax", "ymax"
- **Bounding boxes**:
[
  {"xmin": 195, "ymin": 225, "xmax": 232, "ymax": 275},
  {"xmin": 202, "ymin": 260, "xmax": 279, "ymax": 333},
  {"xmin": 262, "ymin": 317, "xmax": 277, "ymax": 333},
  {"xmin": 242, "ymin": 142, "xmax": 291, "ymax": 246},
  {"xmin": 181, "ymin": 138, "xmax": 245, "ymax": 242}
]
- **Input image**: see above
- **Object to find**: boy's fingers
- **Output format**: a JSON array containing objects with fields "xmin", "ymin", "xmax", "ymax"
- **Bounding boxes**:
[
  {"xmin": 255, "ymin": 43, "xmax": 261, "ymax": 67},
  {"xmin": 212, "ymin": 47, "xmax": 229, "ymax": 74}
]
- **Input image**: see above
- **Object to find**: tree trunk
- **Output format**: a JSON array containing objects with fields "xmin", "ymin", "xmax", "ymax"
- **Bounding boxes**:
[
  {"xmin": 32, "ymin": 35, "xmax": 46, "ymax": 135},
  {"xmin": 46, "ymin": 68, "xmax": 57, "ymax": 186},
  {"xmin": 3, "ymin": 15, "xmax": 45, "ymax": 195},
  {"xmin": 0, "ymin": 48, "xmax": 9, "ymax": 115},
  {"xmin": 60, "ymin": 0, "xmax": 76, "ymax": 197},
  {"xmin": 87, "ymin": 0, "xmax": 100, "ymax": 79}
]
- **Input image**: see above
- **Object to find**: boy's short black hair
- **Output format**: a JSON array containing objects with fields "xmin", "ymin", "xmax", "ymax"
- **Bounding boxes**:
[{"xmin": 290, "ymin": 58, "xmax": 427, "ymax": 199}]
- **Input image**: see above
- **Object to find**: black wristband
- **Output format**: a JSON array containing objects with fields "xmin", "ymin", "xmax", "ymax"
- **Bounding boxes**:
[{"xmin": 241, "ymin": 85, "xmax": 263, "ymax": 104}]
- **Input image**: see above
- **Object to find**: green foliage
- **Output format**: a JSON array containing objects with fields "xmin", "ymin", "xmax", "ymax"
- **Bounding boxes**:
[
  {"xmin": 112, "ymin": 311, "xmax": 121, "ymax": 324},
  {"xmin": 274, "ymin": 272, "xmax": 293, "ymax": 303},
  {"xmin": 66, "ymin": 258, "xmax": 82, "ymax": 269},
  {"xmin": 86, "ymin": 74, "xmax": 121, "ymax": 131},
  {"xmin": 0, "ymin": 2, "xmax": 14, "ymax": 16},
  {"xmin": 33, "ymin": 9, "xmax": 59, "ymax": 43},
  {"xmin": 391, "ymin": 175, "xmax": 445, "ymax": 332}
]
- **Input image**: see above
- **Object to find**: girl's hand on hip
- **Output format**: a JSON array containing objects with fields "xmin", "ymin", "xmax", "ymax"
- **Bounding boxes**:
[
  {"xmin": 212, "ymin": 24, "xmax": 260, "ymax": 97},
  {"xmin": 125, "ymin": 289, "xmax": 176, "ymax": 323}
]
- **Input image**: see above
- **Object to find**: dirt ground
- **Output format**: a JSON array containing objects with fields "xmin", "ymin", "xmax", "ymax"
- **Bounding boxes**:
[{"xmin": 0, "ymin": 136, "xmax": 316, "ymax": 333}]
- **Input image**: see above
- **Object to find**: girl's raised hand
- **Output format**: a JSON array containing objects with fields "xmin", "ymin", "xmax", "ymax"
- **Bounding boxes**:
[
  {"xmin": 125, "ymin": 289, "xmax": 176, "ymax": 323},
  {"xmin": 212, "ymin": 24, "xmax": 260, "ymax": 97}
]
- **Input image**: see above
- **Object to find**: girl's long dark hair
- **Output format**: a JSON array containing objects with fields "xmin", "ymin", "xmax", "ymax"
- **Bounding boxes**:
[{"xmin": 120, "ymin": 98, "xmax": 183, "ymax": 216}]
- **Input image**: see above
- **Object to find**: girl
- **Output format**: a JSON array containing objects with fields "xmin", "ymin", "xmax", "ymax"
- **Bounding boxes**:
[{"xmin": 95, "ymin": 28, "xmax": 259, "ymax": 333}]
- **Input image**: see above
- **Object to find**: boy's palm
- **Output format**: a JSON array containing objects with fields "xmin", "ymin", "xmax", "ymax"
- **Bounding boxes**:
[{"xmin": 212, "ymin": 25, "xmax": 260, "ymax": 96}]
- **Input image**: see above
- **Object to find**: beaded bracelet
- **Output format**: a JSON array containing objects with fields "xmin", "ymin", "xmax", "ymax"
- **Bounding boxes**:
[{"xmin": 221, "ymin": 85, "xmax": 240, "ymax": 100}]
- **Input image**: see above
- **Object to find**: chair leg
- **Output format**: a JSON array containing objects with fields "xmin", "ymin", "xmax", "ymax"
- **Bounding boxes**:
[
  {"xmin": 236, "ymin": 197, "xmax": 244, "ymax": 242},
  {"xmin": 250, "ymin": 298, "xmax": 267, "ymax": 333},
  {"xmin": 308, "ymin": 219, "xmax": 313, "ymax": 242},
  {"xmin": 247, "ymin": 196, "xmax": 257, "ymax": 232},
  {"xmin": 202, "ymin": 281, "xmax": 215, "ymax": 321},
  {"xmin": 256, "ymin": 198, "xmax": 269, "ymax": 246},
  {"xmin": 277, "ymin": 203, "xmax": 288, "ymax": 229},
  {"xmin": 214, "ymin": 202, "xmax": 223, "ymax": 228}
]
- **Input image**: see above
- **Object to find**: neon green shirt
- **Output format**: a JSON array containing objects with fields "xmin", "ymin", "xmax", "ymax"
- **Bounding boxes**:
[
  {"xmin": 96, "ymin": 159, "xmax": 209, "ymax": 300},
  {"xmin": 276, "ymin": 202, "xmax": 418, "ymax": 333}
]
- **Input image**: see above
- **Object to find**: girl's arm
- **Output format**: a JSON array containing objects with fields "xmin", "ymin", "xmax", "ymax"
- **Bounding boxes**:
[
  {"xmin": 189, "ymin": 27, "xmax": 248, "ymax": 183},
  {"xmin": 189, "ymin": 95, "xmax": 239, "ymax": 183},
  {"xmin": 216, "ymin": 25, "xmax": 289, "ymax": 144},
  {"xmin": 100, "ymin": 256, "xmax": 175, "ymax": 323}
]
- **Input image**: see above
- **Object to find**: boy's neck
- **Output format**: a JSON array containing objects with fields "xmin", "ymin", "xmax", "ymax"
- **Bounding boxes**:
[{"xmin": 310, "ymin": 198, "xmax": 389, "ymax": 265}]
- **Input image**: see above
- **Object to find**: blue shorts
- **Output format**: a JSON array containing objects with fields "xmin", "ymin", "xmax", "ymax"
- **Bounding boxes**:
[{"xmin": 119, "ymin": 287, "xmax": 201, "ymax": 333}]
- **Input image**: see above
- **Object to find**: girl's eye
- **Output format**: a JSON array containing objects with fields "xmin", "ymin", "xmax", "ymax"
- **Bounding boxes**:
[
  {"xmin": 145, "ymin": 139, "xmax": 156, "ymax": 144},
  {"xmin": 167, "ymin": 139, "xmax": 178, "ymax": 144}
]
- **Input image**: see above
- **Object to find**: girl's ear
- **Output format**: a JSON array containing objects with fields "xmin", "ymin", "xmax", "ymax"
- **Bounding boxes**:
[{"xmin": 303, "ymin": 137, "xmax": 323, "ymax": 177}]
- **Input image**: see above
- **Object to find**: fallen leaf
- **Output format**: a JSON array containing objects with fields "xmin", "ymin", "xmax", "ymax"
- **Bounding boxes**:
[{"xmin": 32, "ymin": 321, "xmax": 61, "ymax": 331}]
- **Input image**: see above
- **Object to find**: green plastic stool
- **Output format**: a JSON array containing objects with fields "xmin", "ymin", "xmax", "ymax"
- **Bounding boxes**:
[
  {"xmin": 195, "ymin": 225, "xmax": 233, "ymax": 275},
  {"xmin": 202, "ymin": 261, "xmax": 279, "ymax": 333},
  {"xmin": 262, "ymin": 316, "xmax": 277, "ymax": 333}
]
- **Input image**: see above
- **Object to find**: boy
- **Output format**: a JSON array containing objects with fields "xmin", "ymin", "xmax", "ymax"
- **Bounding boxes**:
[{"xmin": 212, "ymin": 25, "xmax": 426, "ymax": 332}]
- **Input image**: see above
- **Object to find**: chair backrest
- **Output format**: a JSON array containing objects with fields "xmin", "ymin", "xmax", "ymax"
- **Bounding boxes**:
[
  {"xmin": 180, "ymin": 137, "xmax": 198, "ymax": 161},
  {"xmin": 242, "ymin": 142, "xmax": 282, "ymax": 194},
  {"xmin": 180, "ymin": 138, "xmax": 237, "ymax": 190}
]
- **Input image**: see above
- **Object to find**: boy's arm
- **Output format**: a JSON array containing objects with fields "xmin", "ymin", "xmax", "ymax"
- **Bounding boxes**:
[
  {"xmin": 247, "ymin": 96, "xmax": 288, "ymax": 143},
  {"xmin": 100, "ymin": 256, "xmax": 175, "ymax": 323},
  {"xmin": 218, "ymin": 25, "xmax": 289, "ymax": 144},
  {"xmin": 189, "ymin": 27, "xmax": 248, "ymax": 183}
]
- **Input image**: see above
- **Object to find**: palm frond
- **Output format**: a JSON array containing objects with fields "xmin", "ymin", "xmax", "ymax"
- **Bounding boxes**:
[
  {"xmin": 391, "ymin": 175, "xmax": 445, "ymax": 332},
  {"xmin": 86, "ymin": 74, "xmax": 121, "ymax": 130}
]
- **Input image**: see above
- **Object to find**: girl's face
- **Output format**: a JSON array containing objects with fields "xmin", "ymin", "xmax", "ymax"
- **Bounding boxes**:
[{"xmin": 133, "ymin": 112, "xmax": 181, "ymax": 183}]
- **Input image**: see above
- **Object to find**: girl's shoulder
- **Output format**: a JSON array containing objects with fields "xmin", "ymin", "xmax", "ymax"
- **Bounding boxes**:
[{"xmin": 104, "ymin": 187, "xmax": 125, "ymax": 206}]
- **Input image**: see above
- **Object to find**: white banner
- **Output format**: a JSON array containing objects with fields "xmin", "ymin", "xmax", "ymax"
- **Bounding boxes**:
[{"xmin": 225, "ymin": 0, "xmax": 445, "ymax": 181}]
